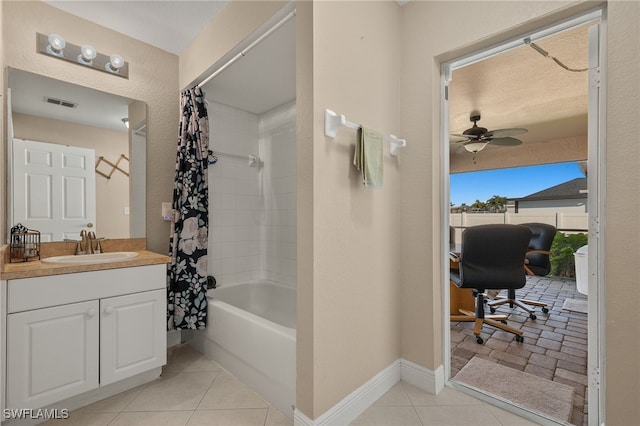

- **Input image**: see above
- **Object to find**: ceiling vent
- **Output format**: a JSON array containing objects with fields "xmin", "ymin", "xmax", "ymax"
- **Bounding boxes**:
[{"xmin": 43, "ymin": 96, "xmax": 77, "ymax": 109}]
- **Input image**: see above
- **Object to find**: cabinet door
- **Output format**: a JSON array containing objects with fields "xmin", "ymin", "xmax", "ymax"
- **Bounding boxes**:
[
  {"xmin": 7, "ymin": 300, "xmax": 99, "ymax": 409},
  {"xmin": 100, "ymin": 290, "xmax": 166, "ymax": 386}
]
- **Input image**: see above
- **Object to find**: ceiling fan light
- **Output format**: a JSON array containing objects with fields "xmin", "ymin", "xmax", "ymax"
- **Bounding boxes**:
[{"xmin": 463, "ymin": 141, "xmax": 488, "ymax": 153}]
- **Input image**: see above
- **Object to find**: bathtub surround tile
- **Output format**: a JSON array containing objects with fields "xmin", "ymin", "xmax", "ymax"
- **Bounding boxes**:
[
  {"xmin": 124, "ymin": 371, "xmax": 217, "ymax": 412},
  {"xmin": 197, "ymin": 370, "xmax": 269, "ymax": 410},
  {"xmin": 187, "ymin": 408, "xmax": 268, "ymax": 426}
]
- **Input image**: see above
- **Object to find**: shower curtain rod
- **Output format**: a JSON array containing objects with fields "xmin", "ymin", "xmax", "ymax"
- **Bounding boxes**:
[{"xmin": 197, "ymin": 9, "xmax": 296, "ymax": 88}]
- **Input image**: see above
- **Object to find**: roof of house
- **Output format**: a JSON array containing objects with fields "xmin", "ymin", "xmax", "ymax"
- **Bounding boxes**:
[{"xmin": 511, "ymin": 177, "xmax": 587, "ymax": 201}]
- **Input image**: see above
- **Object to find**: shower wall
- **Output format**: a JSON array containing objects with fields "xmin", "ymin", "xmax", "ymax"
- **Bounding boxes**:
[
  {"xmin": 208, "ymin": 100, "xmax": 296, "ymax": 287},
  {"xmin": 209, "ymin": 101, "xmax": 261, "ymax": 284},
  {"xmin": 259, "ymin": 101, "xmax": 297, "ymax": 286}
]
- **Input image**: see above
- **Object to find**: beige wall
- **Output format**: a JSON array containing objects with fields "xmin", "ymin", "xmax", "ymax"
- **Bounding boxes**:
[
  {"xmin": 12, "ymin": 113, "xmax": 130, "ymax": 239},
  {"xmin": 307, "ymin": 1, "xmax": 403, "ymax": 418},
  {"xmin": 603, "ymin": 1, "xmax": 640, "ymax": 422},
  {"xmin": 295, "ymin": 0, "xmax": 314, "ymax": 418},
  {"xmin": 1, "ymin": 1, "xmax": 178, "ymax": 253},
  {"xmin": 401, "ymin": 0, "xmax": 640, "ymax": 424}
]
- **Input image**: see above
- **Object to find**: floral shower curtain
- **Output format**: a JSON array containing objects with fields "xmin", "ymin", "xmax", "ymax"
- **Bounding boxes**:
[{"xmin": 167, "ymin": 87, "xmax": 209, "ymax": 330}]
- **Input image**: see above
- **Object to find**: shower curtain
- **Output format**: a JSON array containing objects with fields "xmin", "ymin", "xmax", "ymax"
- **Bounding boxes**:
[{"xmin": 167, "ymin": 86, "xmax": 209, "ymax": 330}]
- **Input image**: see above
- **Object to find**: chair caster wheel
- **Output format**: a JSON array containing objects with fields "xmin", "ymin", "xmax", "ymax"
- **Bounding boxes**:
[
  {"xmin": 529, "ymin": 314, "xmax": 537, "ymax": 320},
  {"xmin": 489, "ymin": 307, "xmax": 496, "ymax": 314},
  {"xmin": 515, "ymin": 335, "xmax": 524, "ymax": 343},
  {"xmin": 476, "ymin": 336, "xmax": 484, "ymax": 344},
  {"xmin": 542, "ymin": 307, "xmax": 549, "ymax": 314}
]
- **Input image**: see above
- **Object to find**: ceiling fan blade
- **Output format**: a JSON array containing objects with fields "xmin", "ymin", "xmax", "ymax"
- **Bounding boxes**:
[
  {"xmin": 485, "ymin": 128, "xmax": 528, "ymax": 138},
  {"xmin": 451, "ymin": 133, "xmax": 474, "ymax": 138},
  {"xmin": 489, "ymin": 137, "xmax": 523, "ymax": 146}
]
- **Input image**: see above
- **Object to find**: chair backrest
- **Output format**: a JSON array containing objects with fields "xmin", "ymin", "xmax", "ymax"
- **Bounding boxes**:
[
  {"xmin": 450, "ymin": 226, "xmax": 456, "ymax": 251},
  {"xmin": 521, "ymin": 222, "xmax": 557, "ymax": 276},
  {"xmin": 458, "ymin": 224, "xmax": 532, "ymax": 291}
]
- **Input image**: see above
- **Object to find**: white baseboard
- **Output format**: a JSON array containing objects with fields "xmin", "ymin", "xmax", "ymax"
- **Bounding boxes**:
[
  {"xmin": 400, "ymin": 358, "xmax": 445, "ymax": 394},
  {"xmin": 294, "ymin": 359, "xmax": 442, "ymax": 426}
]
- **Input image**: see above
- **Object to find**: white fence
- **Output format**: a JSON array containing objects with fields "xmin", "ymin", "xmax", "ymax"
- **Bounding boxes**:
[{"xmin": 450, "ymin": 212, "xmax": 588, "ymax": 246}]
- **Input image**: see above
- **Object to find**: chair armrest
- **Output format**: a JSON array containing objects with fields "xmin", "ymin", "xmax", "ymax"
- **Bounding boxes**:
[{"xmin": 526, "ymin": 249, "xmax": 551, "ymax": 256}]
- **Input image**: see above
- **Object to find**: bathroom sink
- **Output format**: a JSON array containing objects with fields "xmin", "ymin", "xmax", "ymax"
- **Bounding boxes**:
[{"xmin": 42, "ymin": 251, "xmax": 139, "ymax": 265}]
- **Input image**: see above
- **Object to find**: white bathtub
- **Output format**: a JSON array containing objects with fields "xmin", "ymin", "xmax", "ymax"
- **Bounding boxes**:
[{"xmin": 191, "ymin": 280, "xmax": 296, "ymax": 419}]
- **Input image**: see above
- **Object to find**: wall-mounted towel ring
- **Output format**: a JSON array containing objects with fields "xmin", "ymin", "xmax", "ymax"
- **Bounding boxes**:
[{"xmin": 324, "ymin": 109, "xmax": 407, "ymax": 156}]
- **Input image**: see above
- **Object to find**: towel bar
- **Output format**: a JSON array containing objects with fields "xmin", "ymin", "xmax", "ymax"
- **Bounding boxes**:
[{"xmin": 324, "ymin": 109, "xmax": 407, "ymax": 156}]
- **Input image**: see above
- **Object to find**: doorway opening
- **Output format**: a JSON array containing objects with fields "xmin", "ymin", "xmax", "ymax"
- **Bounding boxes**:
[{"xmin": 442, "ymin": 8, "xmax": 604, "ymax": 426}]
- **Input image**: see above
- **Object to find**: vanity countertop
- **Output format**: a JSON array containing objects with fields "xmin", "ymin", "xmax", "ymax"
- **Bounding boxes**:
[{"xmin": 0, "ymin": 250, "xmax": 170, "ymax": 280}]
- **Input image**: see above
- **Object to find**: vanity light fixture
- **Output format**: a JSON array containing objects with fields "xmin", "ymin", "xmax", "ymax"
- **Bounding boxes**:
[
  {"xmin": 46, "ymin": 34, "xmax": 66, "ymax": 57},
  {"xmin": 122, "ymin": 118, "xmax": 129, "ymax": 129},
  {"xmin": 37, "ymin": 33, "xmax": 129, "ymax": 79},
  {"xmin": 78, "ymin": 44, "xmax": 97, "ymax": 65},
  {"xmin": 106, "ymin": 54, "xmax": 125, "ymax": 74}
]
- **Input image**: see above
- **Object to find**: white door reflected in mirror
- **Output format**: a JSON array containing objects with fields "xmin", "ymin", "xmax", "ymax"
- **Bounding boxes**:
[{"xmin": 12, "ymin": 139, "xmax": 96, "ymax": 242}]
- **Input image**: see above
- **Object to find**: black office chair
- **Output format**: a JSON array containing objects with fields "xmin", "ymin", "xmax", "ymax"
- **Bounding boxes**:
[
  {"xmin": 487, "ymin": 222, "xmax": 556, "ymax": 319},
  {"xmin": 450, "ymin": 224, "xmax": 532, "ymax": 344}
]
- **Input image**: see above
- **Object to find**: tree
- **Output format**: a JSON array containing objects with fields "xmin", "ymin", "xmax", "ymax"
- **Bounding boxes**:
[
  {"xmin": 486, "ymin": 195, "xmax": 507, "ymax": 212},
  {"xmin": 471, "ymin": 199, "xmax": 486, "ymax": 210}
]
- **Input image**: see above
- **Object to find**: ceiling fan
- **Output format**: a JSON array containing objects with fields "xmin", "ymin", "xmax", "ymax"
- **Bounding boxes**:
[{"xmin": 451, "ymin": 113, "xmax": 527, "ymax": 153}]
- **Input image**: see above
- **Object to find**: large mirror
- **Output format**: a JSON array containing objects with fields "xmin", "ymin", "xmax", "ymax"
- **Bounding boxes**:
[{"xmin": 7, "ymin": 68, "xmax": 146, "ymax": 242}]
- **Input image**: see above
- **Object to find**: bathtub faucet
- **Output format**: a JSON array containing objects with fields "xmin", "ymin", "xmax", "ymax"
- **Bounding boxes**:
[{"xmin": 207, "ymin": 275, "xmax": 217, "ymax": 290}]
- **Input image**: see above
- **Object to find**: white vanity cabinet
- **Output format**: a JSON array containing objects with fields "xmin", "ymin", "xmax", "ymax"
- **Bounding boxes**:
[
  {"xmin": 5, "ymin": 264, "xmax": 166, "ymax": 410},
  {"xmin": 7, "ymin": 300, "xmax": 100, "ymax": 409},
  {"xmin": 100, "ymin": 289, "xmax": 166, "ymax": 386}
]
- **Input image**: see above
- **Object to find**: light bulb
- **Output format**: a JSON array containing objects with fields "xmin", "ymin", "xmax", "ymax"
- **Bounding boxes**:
[
  {"xmin": 122, "ymin": 118, "xmax": 129, "ymax": 129},
  {"xmin": 106, "ymin": 54, "xmax": 125, "ymax": 73},
  {"xmin": 78, "ymin": 44, "xmax": 97, "ymax": 64},
  {"xmin": 47, "ymin": 34, "xmax": 66, "ymax": 56}
]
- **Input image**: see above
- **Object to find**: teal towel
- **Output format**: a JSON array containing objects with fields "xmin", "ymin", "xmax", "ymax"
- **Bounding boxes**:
[{"xmin": 354, "ymin": 126, "xmax": 383, "ymax": 188}]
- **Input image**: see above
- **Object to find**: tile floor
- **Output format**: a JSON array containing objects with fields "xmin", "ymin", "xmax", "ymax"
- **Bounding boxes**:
[
  {"xmin": 350, "ymin": 382, "xmax": 539, "ymax": 426},
  {"xmin": 451, "ymin": 275, "xmax": 589, "ymax": 425},
  {"xmin": 42, "ymin": 343, "xmax": 539, "ymax": 426},
  {"xmin": 43, "ymin": 344, "xmax": 292, "ymax": 426}
]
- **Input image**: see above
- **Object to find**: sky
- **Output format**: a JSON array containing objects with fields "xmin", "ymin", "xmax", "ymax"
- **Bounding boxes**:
[{"xmin": 450, "ymin": 161, "xmax": 585, "ymax": 206}]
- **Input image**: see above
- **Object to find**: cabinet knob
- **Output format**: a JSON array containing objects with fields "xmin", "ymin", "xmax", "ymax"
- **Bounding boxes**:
[
  {"xmin": 104, "ymin": 306, "xmax": 114, "ymax": 315},
  {"xmin": 87, "ymin": 308, "xmax": 96, "ymax": 318}
]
